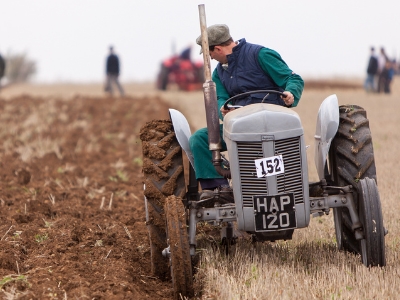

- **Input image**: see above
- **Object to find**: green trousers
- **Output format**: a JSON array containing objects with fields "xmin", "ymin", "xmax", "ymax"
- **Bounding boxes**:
[{"xmin": 189, "ymin": 124, "xmax": 227, "ymax": 180}]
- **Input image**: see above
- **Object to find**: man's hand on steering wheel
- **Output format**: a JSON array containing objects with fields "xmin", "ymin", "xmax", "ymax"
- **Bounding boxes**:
[
  {"xmin": 220, "ymin": 105, "xmax": 236, "ymax": 117},
  {"xmin": 221, "ymin": 90, "xmax": 295, "ymax": 117},
  {"xmin": 281, "ymin": 91, "xmax": 294, "ymax": 106}
]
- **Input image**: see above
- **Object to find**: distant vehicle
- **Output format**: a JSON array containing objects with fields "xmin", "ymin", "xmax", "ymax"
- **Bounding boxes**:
[{"xmin": 156, "ymin": 46, "xmax": 204, "ymax": 91}]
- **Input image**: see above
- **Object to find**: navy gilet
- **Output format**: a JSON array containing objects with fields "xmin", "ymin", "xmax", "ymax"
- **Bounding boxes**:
[{"xmin": 216, "ymin": 39, "xmax": 285, "ymax": 107}]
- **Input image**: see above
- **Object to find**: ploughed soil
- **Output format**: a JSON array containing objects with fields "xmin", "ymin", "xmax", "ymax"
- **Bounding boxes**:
[{"xmin": 0, "ymin": 95, "xmax": 178, "ymax": 299}]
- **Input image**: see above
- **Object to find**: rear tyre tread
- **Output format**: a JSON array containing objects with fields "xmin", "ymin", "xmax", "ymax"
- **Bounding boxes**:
[
  {"xmin": 140, "ymin": 120, "xmax": 186, "ymax": 279},
  {"xmin": 330, "ymin": 105, "xmax": 378, "ymax": 255}
]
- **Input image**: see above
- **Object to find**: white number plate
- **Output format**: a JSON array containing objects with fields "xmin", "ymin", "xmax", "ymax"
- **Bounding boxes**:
[{"xmin": 254, "ymin": 155, "xmax": 284, "ymax": 178}]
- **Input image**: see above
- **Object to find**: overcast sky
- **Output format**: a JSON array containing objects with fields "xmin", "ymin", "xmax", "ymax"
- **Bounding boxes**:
[{"xmin": 1, "ymin": 0, "xmax": 399, "ymax": 83}]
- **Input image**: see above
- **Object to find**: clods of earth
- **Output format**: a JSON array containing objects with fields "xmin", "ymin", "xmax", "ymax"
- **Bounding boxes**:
[{"xmin": 0, "ymin": 95, "xmax": 179, "ymax": 299}]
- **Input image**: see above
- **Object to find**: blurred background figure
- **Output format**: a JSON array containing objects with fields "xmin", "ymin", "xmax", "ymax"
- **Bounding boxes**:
[
  {"xmin": 0, "ymin": 52, "xmax": 5, "ymax": 91},
  {"xmin": 377, "ymin": 47, "xmax": 389, "ymax": 93},
  {"xmin": 179, "ymin": 45, "xmax": 192, "ymax": 60},
  {"xmin": 364, "ymin": 47, "xmax": 378, "ymax": 92},
  {"xmin": 380, "ymin": 59, "xmax": 396, "ymax": 94},
  {"xmin": 105, "ymin": 46, "xmax": 124, "ymax": 96}
]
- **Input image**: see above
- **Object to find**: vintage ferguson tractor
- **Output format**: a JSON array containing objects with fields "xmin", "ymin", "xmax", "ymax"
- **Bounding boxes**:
[{"xmin": 140, "ymin": 5, "xmax": 386, "ymax": 299}]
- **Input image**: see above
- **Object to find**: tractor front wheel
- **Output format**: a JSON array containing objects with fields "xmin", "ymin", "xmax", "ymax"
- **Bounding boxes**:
[
  {"xmin": 165, "ymin": 195, "xmax": 194, "ymax": 299},
  {"xmin": 358, "ymin": 178, "xmax": 386, "ymax": 267}
]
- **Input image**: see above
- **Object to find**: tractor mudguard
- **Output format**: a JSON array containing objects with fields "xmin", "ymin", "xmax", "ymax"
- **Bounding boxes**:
[
  {"xmin": 314, "ymin": 94, "xmax": 339, "ymax": 180},
  {"xmin": 169, "ymin": 109, "xmax": 194, "ymax": 167}
]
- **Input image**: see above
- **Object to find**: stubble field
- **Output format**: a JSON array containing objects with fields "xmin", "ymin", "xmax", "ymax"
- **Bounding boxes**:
[{"xmin": 0, "ymin": 79, "xmax": 399, "ymax": 299}]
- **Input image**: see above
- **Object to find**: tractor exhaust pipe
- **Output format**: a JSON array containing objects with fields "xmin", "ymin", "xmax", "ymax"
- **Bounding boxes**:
[{"xmin": 198, "ymin": 4, "xmax": 231, "ymax": 179}]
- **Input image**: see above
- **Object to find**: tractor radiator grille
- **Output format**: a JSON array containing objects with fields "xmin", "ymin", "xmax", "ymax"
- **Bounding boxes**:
[{"xmin": 237, "ymin": 137, "xmax": 304, "ymax": 207}]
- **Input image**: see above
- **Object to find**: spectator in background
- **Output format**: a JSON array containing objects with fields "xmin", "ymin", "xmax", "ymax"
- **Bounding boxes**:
[
  {"xmin": 179, "ymin": 45, "xmax": 192, "ymax": 60},
  {"xmin": 364, "ymin": 47, "xmax": 378, "ymax": 92},
  {"xmin": 394, "ymin": 59, "xmax": 400, "ymax": 75},
  {"xmin": 0, "ymin": 52, "xmax": 5, "ymax": 91},
  {"xmin": 381, "ymin": 59, "xmax": 396, "ymax": 94},
  {"xmin": 105, "ymin": 46, "xmax": 124, "ymax": 96},
  {"xmin": 377, "ymin": 47, "xmax": 389, "ymax": 93}
]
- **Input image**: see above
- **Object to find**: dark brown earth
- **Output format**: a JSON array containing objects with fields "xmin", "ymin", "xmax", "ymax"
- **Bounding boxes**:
[{"xmin": 0, "ymin": 95, "xmax": 178, "ymax": 299}]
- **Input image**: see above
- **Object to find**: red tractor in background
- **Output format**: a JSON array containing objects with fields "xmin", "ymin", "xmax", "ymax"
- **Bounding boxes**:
[{"xmin": 156, "ymin": 46, "xmax": 204, "ymax": 91}]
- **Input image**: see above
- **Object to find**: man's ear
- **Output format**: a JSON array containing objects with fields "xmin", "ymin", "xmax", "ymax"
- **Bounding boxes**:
[{"xmin": 214, "ymin": 45, "xmax": 222, "ymax": 52}]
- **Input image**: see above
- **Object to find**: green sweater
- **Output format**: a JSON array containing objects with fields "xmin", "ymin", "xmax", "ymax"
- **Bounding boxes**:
[{"xmin": 212, "ymin": 47, "xmax": 304, "ymax": 120}]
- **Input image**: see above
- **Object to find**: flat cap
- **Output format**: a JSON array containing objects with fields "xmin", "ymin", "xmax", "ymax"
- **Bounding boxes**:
[{"xmin": 196, "ymin": 24, "xmax": 231, "ymax": 53}]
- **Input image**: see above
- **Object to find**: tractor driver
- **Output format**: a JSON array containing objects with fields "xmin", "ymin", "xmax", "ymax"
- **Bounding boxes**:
[{"xmin": 189, "ymin": 24, "xmax": 304, "ymax": 200}]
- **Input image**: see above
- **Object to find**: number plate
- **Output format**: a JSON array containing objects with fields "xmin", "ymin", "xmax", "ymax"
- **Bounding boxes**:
[
  {"xmin": 253, "ymin": 193, "xmax": 296, "ymax": 231},
  {"xmin": 254, "ymin": 155, "xmax": 284, "ymax": 178}
]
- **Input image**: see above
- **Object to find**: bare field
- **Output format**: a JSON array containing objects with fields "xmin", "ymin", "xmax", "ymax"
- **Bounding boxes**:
[{"xmin": 1, "ymin": 78, "xmax": 400, "ymax": 299}]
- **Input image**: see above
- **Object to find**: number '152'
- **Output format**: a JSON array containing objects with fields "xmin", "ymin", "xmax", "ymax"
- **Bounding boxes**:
[{"xmin": 254, "ymin": 155, "xmax": 285, "ymax": 178}]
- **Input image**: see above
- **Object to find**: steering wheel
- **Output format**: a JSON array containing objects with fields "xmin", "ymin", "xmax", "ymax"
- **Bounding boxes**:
[{"xmin": 223, "ymin": 89, "xmax": 286, "ymax": 110}]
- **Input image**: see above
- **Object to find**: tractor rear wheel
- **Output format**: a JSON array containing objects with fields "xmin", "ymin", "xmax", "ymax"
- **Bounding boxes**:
[
  {"xmin": 140, "ymin": 120, "xmax": 186, "ymax": 279},
  {"xmin": 328, "ymin": 105, "xmax": 378, "ymax": 254},
  {"xmin": 157, "ymin": 64, "xmax": 169, "ymax": 90},
  {"xmin": 165, "ymin": 195, "xmax": 194, "ymax": 299}
]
